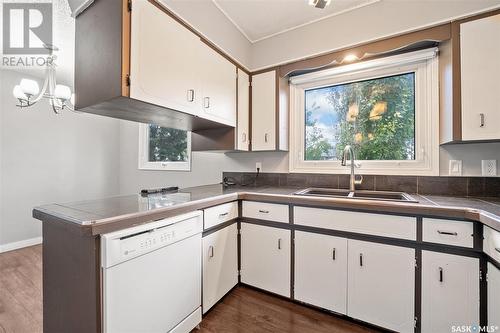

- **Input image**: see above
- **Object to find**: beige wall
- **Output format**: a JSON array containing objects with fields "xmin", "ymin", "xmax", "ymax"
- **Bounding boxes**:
[{"xmin": 249, "ymin": 0, "xmax": 500, "ymax": 70}]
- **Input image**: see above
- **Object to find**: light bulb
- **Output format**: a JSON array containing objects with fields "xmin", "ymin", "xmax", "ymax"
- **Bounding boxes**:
[
  {"xmin": 13, "ymin": 85, "xmax": 28, "ymax": 100},
  {"xmin": 343, "ymin": 54, "xmax": 359, "ymax": 62},
  {"xmin": 54, "ymin": 84, "xmax": 72, "ymax": 101},
  {"xmin": 20, "ymin": 79, "xmax": 40, "ymax": 97}
]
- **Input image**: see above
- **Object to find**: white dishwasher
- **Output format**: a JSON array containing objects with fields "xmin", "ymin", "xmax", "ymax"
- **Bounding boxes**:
[{"xmin": 101, "ymin": 211, "xmax": 203, "ymax": 333}]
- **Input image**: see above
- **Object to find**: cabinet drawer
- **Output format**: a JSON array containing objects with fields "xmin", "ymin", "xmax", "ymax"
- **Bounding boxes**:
[
  {"xmin": 423, "ymin": 218, "xmax": 474, "ymax": 248},
  {"xmin": 484, "ymin": 226, "xmax": 500, "ymax": 263},
  {"xmin": 294, "ymin": 207, "xmax": 416, "ymax": 240},
  {"xmin": 242, "ymin": 201, "xmax": 289, "ymax": 224},
  {"xmin": 204, "ymin": 202, "xmax": 238, "ymax": 230}
]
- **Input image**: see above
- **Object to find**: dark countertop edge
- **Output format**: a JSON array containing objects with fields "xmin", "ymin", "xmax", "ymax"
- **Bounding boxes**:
[{"xmin": 33, "ymin": 190, "xmax": 500, "ymax": 236}]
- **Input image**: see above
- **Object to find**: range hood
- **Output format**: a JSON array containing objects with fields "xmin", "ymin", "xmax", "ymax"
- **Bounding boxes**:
[{"xmin": 74, "ymin": 0, "xmax": 235, "ymax": 133}]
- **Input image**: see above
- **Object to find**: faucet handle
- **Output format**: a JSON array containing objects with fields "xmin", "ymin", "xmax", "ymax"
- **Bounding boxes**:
[
  {"xmin": 354, "ymin": 175, "xmax": 363, "ymax": 185},
  {"xmin": 354, "ymin": 161, "xmax": 362, "ymax": 168}
]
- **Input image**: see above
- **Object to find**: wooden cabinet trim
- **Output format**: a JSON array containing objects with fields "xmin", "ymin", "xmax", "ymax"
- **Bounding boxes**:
[{"xmin": 121, "ymin": 0, "xmax": 131, "ymax": 97}]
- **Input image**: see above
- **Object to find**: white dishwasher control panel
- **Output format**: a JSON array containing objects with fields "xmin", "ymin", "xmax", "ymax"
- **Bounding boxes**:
[{"xmin": 101, "ymin": 210, "xmax": 203, "ymax": 268}]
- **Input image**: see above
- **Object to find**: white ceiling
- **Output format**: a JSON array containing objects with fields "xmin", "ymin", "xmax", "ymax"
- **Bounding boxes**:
[{"xmin": 212, "ymin": 0, "xmax": 381, "ymax": 43}]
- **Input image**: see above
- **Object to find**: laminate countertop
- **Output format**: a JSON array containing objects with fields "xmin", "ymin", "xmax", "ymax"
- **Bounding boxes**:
[{"xmin": 33, "ymin": 184, "xmax": 500, "ymax": 235}]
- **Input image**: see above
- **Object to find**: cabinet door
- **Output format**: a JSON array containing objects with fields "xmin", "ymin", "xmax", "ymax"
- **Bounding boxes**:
[
  {"xmin": 488, "ymin": 262, "xmax": 500, "ymax": 327},
  {"xmin": 294, "ymin": 232, "xmax": 347, "ymax": 314},
  {"xmin": 421, "ymin": 251, "xmax": 479, "ymax": 333},
  {"xmin": 460, "ymin": 14, "xmax": 500, "ymax": 141},
  {"xmin": 200, "ymin": 46, "xmax": 237, "ymax": 127},
  {"xmin": 348, "ymin": 240, "xmax": 415, "ymax": 333},
  {"xmin": 240, "ymin": 223, "xmax": 290, "ymax": 297},
  {"xmin": 237, "ymin": 69, "xmax": 250, "ymax": 151},
  {"xmin": 251, "ymin": 71, "xmax": 276, "ymax": 151},
  {"xmin": 130, "ymin": 0, "xmax": 201, "ymax": 115},
  {"xmin": 202, "ymin": 224, "xmax": 238, "ymax": 314}
]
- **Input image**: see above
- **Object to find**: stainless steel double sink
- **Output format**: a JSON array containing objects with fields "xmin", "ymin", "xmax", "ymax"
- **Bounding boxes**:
[{"xmin": 293, "ymin": 188, "xmax": 418, "ymax": 203}]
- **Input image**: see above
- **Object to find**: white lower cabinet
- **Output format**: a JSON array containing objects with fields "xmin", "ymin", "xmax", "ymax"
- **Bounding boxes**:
[
  {"xmin": 488, "ymin": 262, "xmax": 500, "ymax": 327},
  {"xmin": 421, "ymin": 251, "xmax": 479, "ymax": 333},
  {"xmin": 240, "ymin": 223, "xmax": 291, "ymax": 297},
  {"xmin": 347, "ymin": 240, "xmax": 415, "ymax": 333},
  {"xmin": 202, "ymin": 224, "xmax": 238, "ymax": 313},
  {"xmin": 294, "ymin": 232, "xmax": 347, "ymax": 314}
]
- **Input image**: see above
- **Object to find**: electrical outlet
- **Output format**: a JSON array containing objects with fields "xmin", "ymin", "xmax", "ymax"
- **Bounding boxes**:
[
  {"xmin": 449, "ymin": 160, "xmax": 462, "ymax": 176},
  {"xmin": 482, "ymin": 160, "xmax": 497, "ymax": 177},
  {"xmin": 255, "ymin": 162, "xmax": 262, "ymax": 172}
]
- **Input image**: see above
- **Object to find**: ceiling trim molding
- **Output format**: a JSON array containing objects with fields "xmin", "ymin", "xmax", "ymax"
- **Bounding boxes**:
[{"xmin": 212, "ymin": 0, "xmax": 381, "ymax": 44}]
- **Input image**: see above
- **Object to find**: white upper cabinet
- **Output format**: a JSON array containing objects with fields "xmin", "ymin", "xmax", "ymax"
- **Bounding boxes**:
[
  {"xmin": 200, "ymin": 46, "xmax": 237, "ymax": 127},
  {"xmin": 347, "ymin": 240, "xmax": 415, "ymax": 333},
  {"xmin": 294, "ymin": 232, "xmax": 347, "ymax": 314},
  {"xmin": 130, "ymin": 0, "xmax": 236, "ymax": 126},
  {"xmin": 237, "ymin": 69, "xmax": 250, "ymax": 151},
  {"xmin": 460, "ymin": 14, "xmax": 500, "ymax": 141},
  {"xmin": 130, "ymin": 0, "xmax": 201, "ymax": 116},
  {"xmin": 421, "ymin": 251, "xmax": 479, "ymax": 333},
  {"xmin": 251, "ymin": 71, "xmax": 277, "ymax": 151}
]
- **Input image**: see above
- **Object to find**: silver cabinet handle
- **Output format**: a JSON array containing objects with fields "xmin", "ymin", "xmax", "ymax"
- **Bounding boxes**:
[
  {"xmin": 218, "ymin": 212, "xmax": 229, "ymax": 218},
  {"xmin": 480, "ymin": 113, "xmax": 485, "ymax": 127},
  {"xmin": 203, "ymin": 97, "xmax": 210, "ymax": 108},
  {"xmin": 495, "ymin": 247, "xmax": 500, "ymax": 253},
  {"xmin": 437, "ymin": 230, "xmax": 458, "ymax": 236},
  {"xmin": 264, "ymin": 133, "xmax": 268, "ymax": 143},
  {"xmin": 439, "ymin": 267, "xmax": 443, "ymax": 282},
  {"xmin": 187, "ymin": 89, "xmax": 194, "ymax": 102},
  {"xmin": 359, "ymin": 253, "xmax": 363, "ymax": 267},
  {"xmin": 242, "ymin": 132, "xmax": 247, "ymax": 143},
  {"xmin": 332, "ymin": 248, "xmax": 336, "ymax": 261},
  {"xmin": 209, "ymin": 245, "xmax": 214, "ymax": 258},
  {"xmin": 278, "ymin": 238, "xmax": 282, "ymax": 250},
  {"xmin": 258, "ymin": 209, "xmax": 269, "ymax": 214}
]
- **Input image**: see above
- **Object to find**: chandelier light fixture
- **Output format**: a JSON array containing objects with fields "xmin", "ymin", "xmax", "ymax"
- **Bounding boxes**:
[{"xmin": 12, "ymin": 44, "xmax": 75, "ymax": 114}]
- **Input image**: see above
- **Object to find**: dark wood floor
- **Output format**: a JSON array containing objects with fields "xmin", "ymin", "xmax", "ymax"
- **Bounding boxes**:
[
  {"xmin": 0, "ymin": 245, "xmax": 380, "ymax": 333},
  {"xmin": 199, "ymin": 287, "xmax": 380, "ymax": 333},
  {"xmin": 0, "ymin": 245, "xmax": 43, "ymax": 333}
]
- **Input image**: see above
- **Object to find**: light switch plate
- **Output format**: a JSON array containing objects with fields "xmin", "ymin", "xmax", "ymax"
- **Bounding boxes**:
[
  {"xmin": 482, "ymin": 160, "xmax": 497, "ymax": 177},
  {"xmin": 449, "ymin": 160, "xmax": 462, "ymax": 176}
]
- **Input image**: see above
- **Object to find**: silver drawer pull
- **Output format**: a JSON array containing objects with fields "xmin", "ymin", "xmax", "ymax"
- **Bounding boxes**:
[
  {"xmin": 209, "ymin": 245, "xmax": 214, "ymax": 258},
  {"xmin": 332, "ymin": 248, "xmax": 336, "ymax": 261},
  {"xmin": 359, "ymin": 253, "xmax": 363, "ymax": 267},
  {"xmin": 204, "ymin": 97, "xmax": 210, "ymax": 108},
  {"xmin": 495, "ymin": 247, "xmax": 500, "ymax": 253},
  {"xmin": 218, "ymin": 212, "xmax": 229, "ymax": 218},
  {"xmin": 437, "ymin": 230, "xmax": 458, "ymax": 236},
  {"xmin": 480, "ymin": 113, "xmax": 485, "ymax": 127},
  {"xmin": 187, "ymin": 89, "xmax": 195, "ymax": 102},
  {"xmin": 439, "ymin": 267, "xmax": 444, "ymax": 282},
  {"xmin": 264, "ymin": 133, "xmax": 268, "ymax": 143},
  {"xmin": 258, "ymin": 209, "xmax": 270, "ymax": 214},
  {"xmin": 278, "ymin": 238, "xmax": 282, "ymax": 250}
]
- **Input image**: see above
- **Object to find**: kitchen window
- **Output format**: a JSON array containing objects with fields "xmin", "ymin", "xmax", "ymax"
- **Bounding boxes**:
[
  {"xmin": 289, "ymin": 48, "xmax": 439, "ymax": 175},
  {"xmin": 138, "ymin": 124, "xmax": 191, "ymax": 171}
]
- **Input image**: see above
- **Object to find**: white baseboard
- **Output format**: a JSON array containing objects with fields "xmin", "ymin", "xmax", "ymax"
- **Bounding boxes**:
[{"xmin": 0, "ymin": 237, "xmax": 42, "ymax": 254}]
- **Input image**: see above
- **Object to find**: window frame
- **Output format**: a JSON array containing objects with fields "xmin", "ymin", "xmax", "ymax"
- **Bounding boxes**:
[
  {"xmin": 289, "ymin": 48, "xmax": 439, "ymax": 176},
  {"xmin": 138, "ymin": 124, "xmax": 192, "ymax": 171}
]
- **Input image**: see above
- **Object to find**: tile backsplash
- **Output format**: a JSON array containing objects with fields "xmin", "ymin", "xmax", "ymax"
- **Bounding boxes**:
[{"xmin": 222, "ymin": 172, "xmax": 500, "ymax": 198}]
